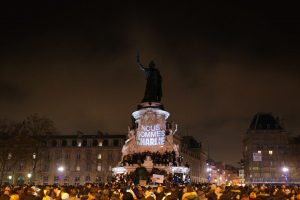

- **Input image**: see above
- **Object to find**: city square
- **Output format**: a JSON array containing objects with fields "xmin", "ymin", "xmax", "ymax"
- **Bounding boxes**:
[{"xmin": 1, "ymin": 1, "xmax": 300, "ymax": 200}]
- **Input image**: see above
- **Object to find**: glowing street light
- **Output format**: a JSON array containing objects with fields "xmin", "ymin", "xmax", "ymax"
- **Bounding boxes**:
[
  {"xmin": 8, "ymin": 175, "xmax": 12, "ymax": 180},
  {"xmin": 282, "ymin": 166, "xmax": 289, "ymax": 184},
  {"xmin": 58, "ymin": 166, "xmax": 64, "ymax": 172},
  {"xmin": 27, "ymin": 173, "xmax": 32, "ymax": 178},
  {"xmin": 282, "ymin": 167, "xmax": 289, "ymax": 173}
]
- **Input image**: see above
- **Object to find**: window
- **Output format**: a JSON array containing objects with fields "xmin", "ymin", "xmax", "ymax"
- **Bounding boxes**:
[
  {"xmin": 72, "ymin": 140, "xmax": 77, "ymax": 147},
  {"xmin": 77, "ymin": 140, "xmax": 82, "ymax": 147},
  {"xmin": 43, "ymin": 176, "xmax": 48, "ymax": 184},
  {"xmin": 97, "ymin": 153, "xmax": 102, "ymax": 159},
  {"xmin": 52, "ymin": 140, "xmax": 57, "ymax": 147},
  {"xmin": 258, "ymin": 150, "xmax": 261, "ymax": 154},
  {"xmin": 65, "ymin": 153, "xmax": 70, "ymax": 160},
  {"xmin": 19, "ymin": 163, "xmax": 23, "ymax": 171},
  {"xmin": 93, "ymin": 140, "xmax": 98, "ymax": 146},
  {"xmin": 82, "ymin": 140, "xmax": 87, "ymax": 147},
  {"xmin": 97, "ymin": 164, "xmax": 101, "ymax": 171},
  {"xmin": 85, "ymin": 176, "xmax": 91, "ymax": 182},
  {"xmin": 62, "ymin": 140, "xmax": 67, "ymax": 147},
  {"xmin": 86, "ymin": 151, "xmax": 91, "ymax": 160},
  {"xmin": 76, "ymin": 166, "xmax": 80, "ymax": 171},
  {"xmin": 113, "ymin": 139, "xmax": 119, "ymax": 146},
  {"xmin": 54, "ymin": 176, "xmax": 59, "ymax": 183},
  {"xmin": 33, "ymin": 153, "xmax": 36, "ymax": 159},
  {"xmin": 269, "ymin": 150, "xmax": 273, "ymax": 155},
  {"xmin": 7, "ymin": 153, "xmax": 12, "ymax": 160},
  {"xmin": 43, "ymin": 164, "xmax": 49, "ymax": 171},
  {"xmin": 64, "ymin": 176, "xmax": 69, "ymax": 182},
  {"xmin": 75, "ymin": 176, "xmax": 80, "ymax": 182},
  {"xmin": 56, "ymin": 151, "xmax": 61, "ymax": 160},
  {"xmin": 86, "ymin": 164, "xmax": 91, "ymax": 171},
  {"xmin": 103, "ymin": 139, "xmax": 108, "ymax": 146}
]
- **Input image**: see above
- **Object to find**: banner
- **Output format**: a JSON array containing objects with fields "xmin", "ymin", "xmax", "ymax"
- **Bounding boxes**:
[
  {"xmin": 253, "ymin": 153, "xmax": 262, "ymax": 161},
  {"xmin": 137, "ymin": 124, "xmax": 165, "ymax": 146},
  {"xmin": 152, "ymin": 174, "xmax": 164, "ymax": 183}
]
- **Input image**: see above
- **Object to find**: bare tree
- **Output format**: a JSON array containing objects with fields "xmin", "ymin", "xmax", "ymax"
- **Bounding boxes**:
[
  {"xmin": 0, "ymin": 119, "xmax": 29, "ymax": 184},
  {"xmin": 0, "ymin": 115, "xmax": 57, "ymax": 184},
  {"xmin": 23, "ymin": 114, "xmax": 57, "ymax": 184}
]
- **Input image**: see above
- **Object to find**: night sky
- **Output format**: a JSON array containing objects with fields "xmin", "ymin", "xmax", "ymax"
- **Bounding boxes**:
[{"xmin": 1, "ymin": 1, "xmax": 300, "ymax": 165}]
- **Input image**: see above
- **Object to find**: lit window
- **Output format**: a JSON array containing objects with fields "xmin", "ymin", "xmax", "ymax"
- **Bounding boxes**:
[
  {"xmin": 97, "ymin": 154, "xmax": 101, "ymax": 159},
  {"xmin": 269, "ymin": 150, "xmax": 273, "ymax": 155},
  {"xmin": 258, "ymin": 150, "xmax": 261, "ymax": 154},
  {"xmin": 8, "ymin": 153, "xmax": 12, "ymax": 160},
  {"xmin": 97, "ymin": 164, "xmax": 101, "ymax": 171},
  {"xmin": 77, "ymin": 141, "xmax": 82, "ymax": 147},
  {"xmin": 76, "ymin": 166, "xmax": 80, "ymax": 171},
  {"xmin": 33, "ymin": 153, "xmax": 36, "ymax": 159},
  {"xmin": 75, "ymin": 176, "xmax": 80, "ymax": 182}
]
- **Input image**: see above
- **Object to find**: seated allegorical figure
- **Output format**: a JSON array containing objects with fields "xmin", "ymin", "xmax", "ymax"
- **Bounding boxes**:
[{"xmin": 122, "ymin": 127, "xmax": 138, "ymax": 156}]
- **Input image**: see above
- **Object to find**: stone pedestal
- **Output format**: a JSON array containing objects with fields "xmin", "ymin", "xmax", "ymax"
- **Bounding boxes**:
[{"xmin": 113, "ymin": 102, "xmax": 183, "ymax": 179}]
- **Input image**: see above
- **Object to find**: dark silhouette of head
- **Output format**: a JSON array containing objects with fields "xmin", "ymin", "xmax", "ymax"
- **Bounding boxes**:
[{"xmin": 149, "ymin": 60, "xmax": 156, "ymax": 68}]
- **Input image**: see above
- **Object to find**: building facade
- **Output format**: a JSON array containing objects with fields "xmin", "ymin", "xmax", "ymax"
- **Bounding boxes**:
[
  {"xmin": 2, "ymin": 132, "xmax": 208, "ymax": 185},
  {"xmin": 174, "ymin": 135, "xmax": 208, "ymax": 183},
  {"xmin": 3, "ymin": 132, "xmax": 126, "ymax": 185},
  {"xmin": 243, "ymin": 112, "xmax": 300, "ymax": 184}
]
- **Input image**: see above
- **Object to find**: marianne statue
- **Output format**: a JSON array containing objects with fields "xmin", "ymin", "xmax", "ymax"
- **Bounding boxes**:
[{"xmin": 137, "ymin": 53, "xmax": 162, "ymax": 103}]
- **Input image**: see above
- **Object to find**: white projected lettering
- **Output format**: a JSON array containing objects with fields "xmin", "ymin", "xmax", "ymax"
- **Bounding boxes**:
[{"xmin": 137, "ymin": 124, "xmax": 165, "ymax": 146}]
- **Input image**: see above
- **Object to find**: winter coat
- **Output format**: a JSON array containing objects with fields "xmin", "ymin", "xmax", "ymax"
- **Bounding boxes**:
[{"xmin": 182, "ymin": 192, "xmax": 198, "ymax": 200}]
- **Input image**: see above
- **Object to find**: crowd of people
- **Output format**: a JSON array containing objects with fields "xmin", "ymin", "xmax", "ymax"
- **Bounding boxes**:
[
  {"xmin": 2, "ymin": 183, "xmax": 300, "ymax": 200},
  {"xmin": 112, "ymin": 168, "xmax": 190, "ymax": 186},
  {"xmin": 122, "ymin": 151, "xmax": 178, "ymax": 166}
]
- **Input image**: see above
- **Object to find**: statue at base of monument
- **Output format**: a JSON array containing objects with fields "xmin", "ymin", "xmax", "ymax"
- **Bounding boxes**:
[
  {"xmin": 137, "ymin": 53, "xmax": 162, "ymax": 103},
  {"xmin": 122, "ymin": 127, "xmax": 138, "ymax": 156}
]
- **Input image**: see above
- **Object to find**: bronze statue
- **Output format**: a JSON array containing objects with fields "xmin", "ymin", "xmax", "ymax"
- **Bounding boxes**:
[{"xmin": 137, "ymin": 53, "xmax": 162, "ymax": 103}]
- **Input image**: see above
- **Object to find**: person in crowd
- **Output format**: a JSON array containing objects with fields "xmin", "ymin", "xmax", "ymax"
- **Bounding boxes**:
[
  {"xmin": 120, "ymin": 188, "xmax": 134, "ymax": 200},
  {"xmin": 181, "ymin": 185, "xmax": 198, "ymax": 200},
  {"xmin": 68, "ymin": 188, "xmax": 79, "ymax": 200},
  {"xmin": 41, "ymin": 188, "xmax": 51, "ymax": 200},
  {"xmin": 22, "ymin": 187, "xmax": 37, "ymax": 200},
  {"xmin": 207, "ymin": 186, "xmax": 222, "ymax": 200},
  {"xmin": 155, "ymin": 186, "xmax": 164, "ymax": 200},
  {"xmin": 0, "ymin": 187, "xmax": 11, "ymax": 200}
]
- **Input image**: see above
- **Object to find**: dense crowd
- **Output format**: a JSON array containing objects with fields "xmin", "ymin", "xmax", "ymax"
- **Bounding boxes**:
[
  {"xmin": 2, "ymin": 183, "xmax": 300, "ymax": 200},
  {"xmin": 112, "ymin": 170, "xmax": 190, "ymax": 185}
]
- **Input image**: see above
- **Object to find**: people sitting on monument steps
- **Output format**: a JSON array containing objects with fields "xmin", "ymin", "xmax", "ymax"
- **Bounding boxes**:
[{"xmin": 122, "ymin": 151, "xmax": 180, "ymax": 166}]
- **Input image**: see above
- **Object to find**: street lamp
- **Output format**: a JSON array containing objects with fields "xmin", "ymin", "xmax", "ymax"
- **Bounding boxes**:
[
  {"xmin": 57, "ymin": 166, "xmax": 64, "ymax": 172},
  {"xmin": 207, "ymin": 167, "xmax": 212, "ymax": 182},
  {"xmin": 282, "ymin": 166, "xmax": 289, "ymax": 184},
  {"xmin": 57, "ymin": 166, "xmax": 65, "ymax": 185},
  {"xmin": 27, "ymin": 173, "xmax": 32, "ymax": 184}
]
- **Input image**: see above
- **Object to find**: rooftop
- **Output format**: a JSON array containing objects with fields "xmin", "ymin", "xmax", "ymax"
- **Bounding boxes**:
[{"xmin": 249, "ymin": 112, "xmax": 283, "ymax": 130}]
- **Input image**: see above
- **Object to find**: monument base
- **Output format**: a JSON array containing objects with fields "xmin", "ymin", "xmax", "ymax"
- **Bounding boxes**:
[{"xmin": 112, "ymin": 101, "xmax": 189, "ymax": 184}]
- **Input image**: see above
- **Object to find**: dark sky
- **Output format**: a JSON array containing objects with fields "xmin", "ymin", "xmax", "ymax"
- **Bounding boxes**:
[{"xmin": 1, "ymin": 1, "xmax": 300, "ymax": 165}]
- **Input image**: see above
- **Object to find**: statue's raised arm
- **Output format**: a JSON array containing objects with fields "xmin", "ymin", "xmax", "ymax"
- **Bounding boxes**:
[{"xmin": 137, "ymin": 51, "xmax": 146, "ymax": 71}]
